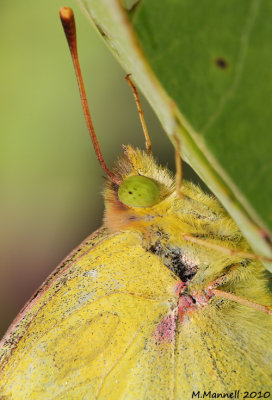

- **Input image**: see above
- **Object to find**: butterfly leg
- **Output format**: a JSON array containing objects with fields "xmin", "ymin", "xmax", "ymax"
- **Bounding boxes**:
[
  {"xmin": 209, "ymin": 288, "xmax": 272, "ymax": 315},
  {"xmin": 207, "ymin": 264, "xmax": 242, "ymax": 290},
  {"xmin": 181, "ymin": 233, "xmax": 272, "ymax": 263},
  {"xmin": 203, "ymin": 265, "xmax": 272, "ymax": 315},
  {"xmin": 173, "ymin": 134, "xmax": 183, "ymax": 199}
]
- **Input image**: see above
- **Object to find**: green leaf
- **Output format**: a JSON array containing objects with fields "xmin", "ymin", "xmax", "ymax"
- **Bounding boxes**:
[{"xmin": 78, "ymin": 0, "xmax": 272, "ymax": 270}]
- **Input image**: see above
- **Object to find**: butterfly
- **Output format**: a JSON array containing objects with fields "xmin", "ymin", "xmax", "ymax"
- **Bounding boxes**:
[{"xmin": 0, "ymin": 7, "xmax": 272, "ymax": 399}]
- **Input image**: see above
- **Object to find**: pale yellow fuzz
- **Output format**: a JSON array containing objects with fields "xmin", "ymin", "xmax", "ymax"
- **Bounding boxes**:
[{"xmin": 0, "ymin": 147, "xmax": 271, "ymax": 399}]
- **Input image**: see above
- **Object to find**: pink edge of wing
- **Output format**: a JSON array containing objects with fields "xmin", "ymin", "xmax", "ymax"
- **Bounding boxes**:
[{"xmin": 0, "ymin": 227, "xmax": 107, "ymax": 369}]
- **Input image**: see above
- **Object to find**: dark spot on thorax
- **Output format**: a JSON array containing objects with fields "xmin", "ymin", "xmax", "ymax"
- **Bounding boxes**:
[{"xmin": 148, "ymin": 240, "xmax": 198, "ymax": 282}]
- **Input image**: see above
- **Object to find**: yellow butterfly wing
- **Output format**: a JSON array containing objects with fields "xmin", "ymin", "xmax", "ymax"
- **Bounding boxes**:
[
  {"xmin": 1, "ymin": 225, "xmax": 272, "ymax": 399},
  {"xmin": 174, "ymin": 301, "xmax": 272, "ymax": 395},
  {"xmin": 0, "ymin": 227, "xmax": 179, "ymax": 399}
]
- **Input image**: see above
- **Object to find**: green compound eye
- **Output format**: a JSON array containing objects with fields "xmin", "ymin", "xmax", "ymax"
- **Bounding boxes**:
[{"xmin": 118, "ymin": 175, "xmax": 160, "ymax": 208}]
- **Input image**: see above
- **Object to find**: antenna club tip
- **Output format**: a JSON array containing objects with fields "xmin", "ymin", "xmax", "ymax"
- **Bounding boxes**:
[{"xmin": 59, "ymin": 6, "xmax": 74, "ymax": 22}]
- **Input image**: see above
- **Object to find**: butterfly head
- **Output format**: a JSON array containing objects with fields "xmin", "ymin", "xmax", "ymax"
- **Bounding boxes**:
[{"xmin": 103, "ymin": 145, "xmax": 175, "ymax": 232}]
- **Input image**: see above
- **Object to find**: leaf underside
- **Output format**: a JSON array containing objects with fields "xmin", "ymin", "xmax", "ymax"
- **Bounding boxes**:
[{"xmin": 78, "ymin": 0, "xmax": 272, "ymax": 270}]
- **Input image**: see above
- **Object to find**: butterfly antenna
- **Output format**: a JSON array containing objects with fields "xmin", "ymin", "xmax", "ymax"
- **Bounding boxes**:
[
  {"xmin": 125, "ymin": 75, "xmax": 152, "ymax": 154},
  {"xmin": 59, "ymin": 7, "xmax": 121, "ymax": 185}
]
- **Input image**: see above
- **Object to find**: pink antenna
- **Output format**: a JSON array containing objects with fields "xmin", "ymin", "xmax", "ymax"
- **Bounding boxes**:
[
  {"xmin": 125, "ymin": 74, "xmax": 152, "ymax": 154},
  {"xmin": 59, "ymin": 7, "xmax": 121, "ymax": 185}
]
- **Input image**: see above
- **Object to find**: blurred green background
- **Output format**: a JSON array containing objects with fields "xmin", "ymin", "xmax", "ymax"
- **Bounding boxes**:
[{"xmin": 0, "ymin": 0, "xmax": 203, "ymax": 337}]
